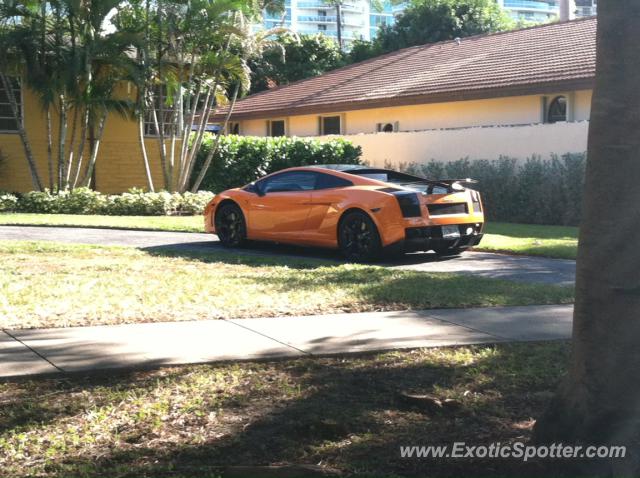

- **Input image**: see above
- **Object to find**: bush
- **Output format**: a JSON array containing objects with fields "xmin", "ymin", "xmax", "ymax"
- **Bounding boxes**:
[
  {"xmin": 399, "ymin": 153, "xmax": 586, "ymax": 226},
  {"xmin": 0, "ymin": 192, "xmax": 18, "ymax": 212},
  {"xmin": 10, "ymin": 188, "xmax": 215, "ymax": 216},
  {"xmin": 193, "ymin": 135, "xmax": 362, "ymax": 192}
]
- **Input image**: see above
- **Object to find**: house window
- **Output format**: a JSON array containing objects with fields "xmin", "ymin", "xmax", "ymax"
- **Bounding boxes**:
[
  {"xmin": 0, "ymin": 76, "xmax": 22, "ymax": 132},
  {"xmin": 144, "ymin": 85, "xmax": 178, "ymax": 136},
  {"xmin": 547, "ymin": 96, "xmax": 567, "ymax": 123},
  {"xmin": 227, "ymin": 121, "xmax": 241, "ymax": 135},
  {"xmin": 268, "ymin": 119, "xmax": 286, "ymax": 137},
  {"xmin": 320, "ymin": 115, "xmax": 341, "ymax": 135},
  {"xmin": 318, "ymin": 24, "xmax": 327, "ymax": 31}
]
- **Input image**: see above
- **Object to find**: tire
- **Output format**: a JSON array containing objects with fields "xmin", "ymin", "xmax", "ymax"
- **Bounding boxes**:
[
  {"xmin": 338, "ymin": 210, "xmax": 382, "ymax": 262},
  {"xmin": 214, "ymin": 202, "xmax": 247, "ymax": 247}
]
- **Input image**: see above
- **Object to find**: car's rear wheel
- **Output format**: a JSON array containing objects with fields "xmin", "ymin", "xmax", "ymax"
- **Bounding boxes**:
[
  {"xmin": 215, "ymin": 203, "xmax": 247, "ymax": 247},
  {"xmin": 338, "ymin": 211, "xmax": 382, "ymax": 262}
]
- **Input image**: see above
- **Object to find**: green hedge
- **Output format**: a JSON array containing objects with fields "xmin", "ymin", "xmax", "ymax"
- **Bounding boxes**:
[
  {"xmin": 192, "ymin": 135, "xmax": 362, "ymax": 192},
  {"xmin": 399, "ymin": 153, "xmax": 586, "ymax": 226},
  {"xmin": 0, "ymin": 188, "xmax": 215, "ymax": 216}
]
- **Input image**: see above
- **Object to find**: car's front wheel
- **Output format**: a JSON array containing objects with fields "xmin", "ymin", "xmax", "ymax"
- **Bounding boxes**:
[
  {"xmin": 215, "ymin": 202, "xmax": 247, "ymax": 247},
  {"xmin": 338, "ymin": 211, "xmax": 382, "ymax": 262}
]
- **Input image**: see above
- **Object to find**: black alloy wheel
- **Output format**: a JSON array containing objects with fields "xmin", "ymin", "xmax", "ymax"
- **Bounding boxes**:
[
  {"xmin": 215, "ymin": 203, "xmax": 247, "ymax": 247},
  {"xmin": 338, "ymin": 211, "xmax": 382, "ymax": 262}
]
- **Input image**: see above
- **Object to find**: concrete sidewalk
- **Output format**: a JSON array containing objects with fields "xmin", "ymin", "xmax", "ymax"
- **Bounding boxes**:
[{"xmin": 1, "ymin": 304, "xmax": 573, "ymax": 379}]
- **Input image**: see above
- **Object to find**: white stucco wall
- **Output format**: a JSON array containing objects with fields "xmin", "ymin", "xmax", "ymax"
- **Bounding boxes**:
[{"xmin": 315, "ymin": 121, "xmax": 589, "ymax": 167}]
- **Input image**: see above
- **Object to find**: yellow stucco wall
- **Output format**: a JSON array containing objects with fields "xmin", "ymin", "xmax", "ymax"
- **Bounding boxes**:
[
  {"xmin": 239, "ymin": 90, "xmax": 593, "ymax": 137},
  {"xmin": 0, "ymin": 80, "xmax": 171, "ymax": 193}
]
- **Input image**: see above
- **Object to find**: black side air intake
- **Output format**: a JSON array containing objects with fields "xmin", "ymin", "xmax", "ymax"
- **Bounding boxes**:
[{"xmin": 391, "ymin": 191, "xmax": 422, "ymax": 218}]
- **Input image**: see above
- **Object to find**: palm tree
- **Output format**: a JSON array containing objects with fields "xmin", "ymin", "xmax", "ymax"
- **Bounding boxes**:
[
  {"xmin": 0, "ymin": 1, "xmax": 44, "ymax": 191},
  {"xmin": 1, "ymin": 0, "xmax": 136, "ymax": 192},
  {"xmin": 534, "ymin": 2, "xmax": 640, "ymax": 476},
  {"xmin": 119, "ymin": 0, "xmax": 282, "ymax": 193}
]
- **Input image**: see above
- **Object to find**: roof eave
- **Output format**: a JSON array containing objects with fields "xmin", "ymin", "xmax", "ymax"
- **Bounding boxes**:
[{"xmin": 210, "ymin": 76, "xmax": 595, "ymax": 122}]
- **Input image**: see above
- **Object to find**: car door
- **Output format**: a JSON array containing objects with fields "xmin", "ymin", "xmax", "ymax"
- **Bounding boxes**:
[
  {"xmin": 247, "ymin": 171, "xmax": 317, "ymax": 241},
  {"xmin": 304, "ymin": 172, "xmax": 355, "ymax": 246}
]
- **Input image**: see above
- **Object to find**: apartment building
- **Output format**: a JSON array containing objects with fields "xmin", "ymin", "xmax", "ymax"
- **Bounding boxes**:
[{"xmin": 260, "ymin": 0, "xmax": 404, "ymax": 43}]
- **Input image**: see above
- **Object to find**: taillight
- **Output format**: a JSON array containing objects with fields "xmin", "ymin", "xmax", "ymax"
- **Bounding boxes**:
[{"xmin": 470, "ymin": 190, "xmax": 482, "ymax": 213}]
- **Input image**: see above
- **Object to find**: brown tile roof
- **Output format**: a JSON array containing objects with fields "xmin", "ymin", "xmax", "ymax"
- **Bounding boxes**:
[{"xmin": 214, "ymin": 17, "xmax": 596, "ymax": 121}]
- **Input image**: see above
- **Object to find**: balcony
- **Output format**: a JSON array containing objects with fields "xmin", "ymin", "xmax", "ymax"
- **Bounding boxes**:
[
  {"xmin": 296, "ymin": 1, "xmax": 361, "ymax": 12},
  {"xmin": 297, "ymin": 28, "xmax": 359, "ymax": 39},
  {"xmin": 298, "ymin": 15, "xmax": 338, "ymax": 22},
  {"xmin": 503, "ymin": 0, "xmax": 557, "ymax": 12}
]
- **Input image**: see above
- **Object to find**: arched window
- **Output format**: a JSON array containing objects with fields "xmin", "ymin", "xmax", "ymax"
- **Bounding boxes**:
[{"xmin": 547, "ymin": 96, "xmax": 567, "ymax": 123}]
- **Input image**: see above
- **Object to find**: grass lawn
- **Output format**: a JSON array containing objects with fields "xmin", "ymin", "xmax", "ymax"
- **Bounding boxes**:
[
  {"xmin": 0, "ymin": 342, "xmax": 571, "ymax": 477},
  {"xmin": 479, "ymin": 222, "xmax": 578, "ymax": 260},
  {"xmin": 0, "ymin": 241, "xmax": 573, "ymax": 329}
]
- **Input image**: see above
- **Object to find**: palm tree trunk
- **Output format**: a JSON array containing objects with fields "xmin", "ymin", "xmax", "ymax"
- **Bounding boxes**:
[
  {"xmin": 534, "ymin": 3, "xmax": 640, "ymax": 476},
  {"xmin": 0, "ymin": 74, "xmax": 43, "ymax": 191},
  {"xmin": 138, "ymin": 116, "xmax": 155, "ymax": 192},
  {"xmin": 57, "ymin": 96, "xmax": 68, "ymax": 190},
  {"xmin": 80, "ymin": 113, "xmax": 108, "ymax": 187},
  {"xmin": 65, "ymin": 105, "xmax": 80, "ymax": 188},
  {"xmin": 46, "ymin": 106, "xmax": 54, "ymax": 191},
  {"xmin": 71, "ymin": 108, "xmax": 89, "ymax": 189},
  {"xmin": 180, "ymin": 85, "xmax": 215, "ymax": 192},
  {"xmin": 336, "ymin": 2, "xmax": 343, "ymax": 50},
  {"xmin": 190, "ymin": 82, "xmax": 240, "ymax": 193}
]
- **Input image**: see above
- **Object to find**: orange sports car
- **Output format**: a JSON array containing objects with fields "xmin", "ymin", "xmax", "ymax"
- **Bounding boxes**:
[{"xmin": 204, "ymin": 165, "xmax": 484, "ymax": 261}]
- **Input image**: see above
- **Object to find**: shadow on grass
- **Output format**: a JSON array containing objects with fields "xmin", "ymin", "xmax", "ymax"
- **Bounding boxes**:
[
  {"xmin": 143, "ymin": 240, "xmax": 465, "ymax": 271},
  {"xmin": 1, "ymin": 342, "xmax": 594, "ymax": 478}
]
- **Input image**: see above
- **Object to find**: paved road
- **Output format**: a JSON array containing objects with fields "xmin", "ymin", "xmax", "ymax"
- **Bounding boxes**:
[
  {"xmin": 1, "ymin": 305, "xmax": 573, "ymax": 378},
  {"xmin": 0, "ymin": 225, "xmax": 576, "ymax": 285}
]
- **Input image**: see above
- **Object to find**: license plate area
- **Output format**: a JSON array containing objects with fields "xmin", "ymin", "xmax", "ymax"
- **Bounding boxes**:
[{"xmin": 441, "ymin": 225, "xmax": 461, "ymax": 238}]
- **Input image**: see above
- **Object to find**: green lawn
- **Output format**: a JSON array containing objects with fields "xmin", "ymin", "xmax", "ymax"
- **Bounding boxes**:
[
  {"xmin": 0, "ymin": 341, "xmax": 570, "ymax": 477},
  {"xmin": 0, "ymin": 214, "xmax": 579, "ymax": 259},
  {"xmin": 0, "ymin": 241, "xmax": 573, "ymax": 329},
  {"xmin": 479, "ymin": 222, "xmax": 578, "ymax": 260}
]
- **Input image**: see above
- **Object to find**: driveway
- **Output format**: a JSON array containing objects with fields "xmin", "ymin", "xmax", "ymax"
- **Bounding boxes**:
[{"xmin": 0, "ymin": 225, "xmax": 576, "ymax": 286}]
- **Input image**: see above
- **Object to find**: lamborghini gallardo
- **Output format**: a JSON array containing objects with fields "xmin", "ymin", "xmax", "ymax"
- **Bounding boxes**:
[{"xmin": 204, "ymin": 165, "xmax": 485, "ymax": 261}]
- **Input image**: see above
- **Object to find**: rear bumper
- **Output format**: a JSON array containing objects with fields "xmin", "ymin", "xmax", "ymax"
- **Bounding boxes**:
[{"xmin": 386, "ymin": 223, "xmax": 484, "ymax": 254}]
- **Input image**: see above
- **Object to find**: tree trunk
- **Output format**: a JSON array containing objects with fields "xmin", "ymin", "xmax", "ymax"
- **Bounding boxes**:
[
  {"xmin": 0, "ymin": 74, "xmax": 43, "ymax": 191},
  {"xmin": 190, "ymin": 82, "xmax": 240, "ymax": 193},
  {"xmin": 80, "ymin": 113, "xmax": 107, "ymax": 188},
  {"xmin": 533, "ymin": 3, "xmax": 640, "ymax": 476},
  {"xmin": 335, "ymin": 3, "xmax": 343, "ymax": 50},
  {"xmin": 46, "ymin": 106, "xmax": 54, "ymax": 191},
  {"xmin": 57, "ymin": 95, "xmax": 68, "ymax": 191},
  {"xmin": 138, "ymin": 116, "xmax": 155, "ymax": 192}
]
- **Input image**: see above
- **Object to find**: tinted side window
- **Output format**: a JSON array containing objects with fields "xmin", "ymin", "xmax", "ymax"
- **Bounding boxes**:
[
  {"xmin": 260, "ymin": 172, "xmax": 317, "ymax": 193},
  {"xmin": 315, "ymin": 172, "xmax": 353, "ymax": 190}
]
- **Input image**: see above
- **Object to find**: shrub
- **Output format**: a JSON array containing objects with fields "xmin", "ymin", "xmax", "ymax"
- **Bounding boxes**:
[
  {"xmin": 193, "ymin": 135, "xmax": 362, "ymax": 192},
  {"xmin": 399, "ymin": 153, "xmax": 586, "ymax": 226},
  {"xmin": 0, "ymin": 192, "xmax": 18, "ymax": 212},
  {"xmin": 12, "ymin": 188, "xmax": 215, "ymax": 216}
]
